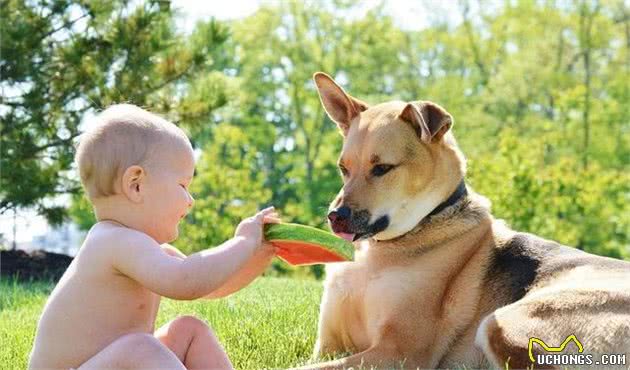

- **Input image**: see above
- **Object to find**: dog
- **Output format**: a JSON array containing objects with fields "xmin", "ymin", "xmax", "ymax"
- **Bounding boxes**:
[{"xmin": 300, "ymin": 72, "xmax": 630, "ymax": 369}]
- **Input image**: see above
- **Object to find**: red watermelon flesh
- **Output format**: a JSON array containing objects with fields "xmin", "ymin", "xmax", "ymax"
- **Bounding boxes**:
[
  {"xmin": 264, "ymin": 223, "xmax": 354, "ymax": 266},
  {"xmin": 273, "ymin": 240, "xmax": 347, "ymax": 265}
]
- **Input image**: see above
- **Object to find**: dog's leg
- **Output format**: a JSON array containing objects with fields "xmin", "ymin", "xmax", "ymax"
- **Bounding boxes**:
[
  {"xmin": 312, "ymin": 327, "xmax": 344, "ymax": 360},
  {"xmin": 475, "ymin": 306, "xmax": 543, "ymax": 370},
  {"xmin": 476, "ymin": 290, "xmax": 630, "ymax": 370},
  {"xmin": 300, "ymin": 322, "xmax": 442, "ymax": 370},
  {"xmin": 312, "ymin": 267, "xmax": 357, "ymax": 360}
]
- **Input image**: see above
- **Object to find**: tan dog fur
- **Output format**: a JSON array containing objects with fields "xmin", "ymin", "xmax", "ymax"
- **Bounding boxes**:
[{"xmin": 299, "ymin": 72, "xmax": 630, "ymax": 370}]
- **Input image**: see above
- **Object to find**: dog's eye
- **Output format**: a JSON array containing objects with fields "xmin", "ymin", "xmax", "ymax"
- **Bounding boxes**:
[{"xmin": 371, "ymin": 164, "xmax": 395, "ymax": 177}]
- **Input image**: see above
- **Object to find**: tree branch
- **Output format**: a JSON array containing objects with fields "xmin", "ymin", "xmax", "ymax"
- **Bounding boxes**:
[{"xmin": 37, "ymin": 12, "xmax": 90, "ymax": 44}]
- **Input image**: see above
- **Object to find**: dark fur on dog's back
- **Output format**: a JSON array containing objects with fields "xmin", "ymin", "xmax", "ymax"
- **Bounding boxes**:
[
  {"xmin": 484, "ymin": 234, "xmax": 543, "ymax": 304},
  {"xmin": 485, "ymin": 232, "xmax": 630, "ymax": 307}
]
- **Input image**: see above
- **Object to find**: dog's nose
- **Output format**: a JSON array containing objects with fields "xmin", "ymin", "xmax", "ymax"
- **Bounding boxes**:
[{"xmin": 328, "ymin": 206, "xmax": 351, "ymax": 223}]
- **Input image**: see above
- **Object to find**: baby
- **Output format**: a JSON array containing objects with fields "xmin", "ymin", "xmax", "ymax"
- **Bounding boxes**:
[{"xmin": 28, "ymin": 104, "xmax": 280, "ymax": 369}]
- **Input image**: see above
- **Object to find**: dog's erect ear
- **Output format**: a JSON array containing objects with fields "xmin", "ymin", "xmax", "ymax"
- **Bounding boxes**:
[
  {"xmin": 313, "ymin": 72, "xmax": 368, "ymax": 136},
  {"xmin": 398, "ymin": 101, "xmax": 453, "ymax": 143}
]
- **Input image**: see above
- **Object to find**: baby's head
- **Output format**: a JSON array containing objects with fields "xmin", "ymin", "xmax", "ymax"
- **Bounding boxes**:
[{"xmin": 76, "ymin": 104, "xmax": 195, "ymax": 243}]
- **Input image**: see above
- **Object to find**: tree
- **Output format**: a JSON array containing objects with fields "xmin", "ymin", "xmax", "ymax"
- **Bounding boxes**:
[
  {"xmin": 1, "ymin": 0, "xmax": 230, "ymax": 225},
  {"xmin": 228, "ymin": 1, "xmax": 410, "ymax": 227},
  {"xmin": 175, "ymin": 123, "xmax": 273, "ymax": 255},
  {"xmin": 7, "ymin": 0, "xmax": 628, "ymax": 271},
  {"xmin": 221, "ymin": 0, "xmax": 629, "ymax": 263}
]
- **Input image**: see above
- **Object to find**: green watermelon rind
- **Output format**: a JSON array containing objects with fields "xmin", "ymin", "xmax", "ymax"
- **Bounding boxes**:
[{"xmin": 264, "ymin": 223, "xmax": 354, "ymax": 261}]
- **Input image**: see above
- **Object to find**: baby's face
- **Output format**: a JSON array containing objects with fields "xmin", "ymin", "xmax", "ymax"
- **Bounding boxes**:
[{"xmin": 142, "ymin": 142, "xmax": 195, "ymax": 244}]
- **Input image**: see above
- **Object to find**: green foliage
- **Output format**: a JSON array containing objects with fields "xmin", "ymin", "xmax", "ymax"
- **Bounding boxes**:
[
  {"xmin": 174, "ymin": 123, "xmax": 273, "ymax": 254},
  {"xmin": 68, "ymin": 192, "xmax": 96, "ymax": 231},
  {"xmin": 219, "ymin": 0, "xmax": 629, "ymax": 264},
  {"xmin": 4, "ymin": 0, "xmax": 627, "ymax": 276},
  {"xmin": 1, "ymin": 0, "xmax": 230, "ymax": 224},
  {"xmin": 468, "ymin": 129, "xmax": 629, "ymax": 259}
]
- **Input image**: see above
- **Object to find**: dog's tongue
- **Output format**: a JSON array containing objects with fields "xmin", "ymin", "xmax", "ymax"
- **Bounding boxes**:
[{"xmin": 336, "ymin": 232, "xmax": 355, "ymax": 242}]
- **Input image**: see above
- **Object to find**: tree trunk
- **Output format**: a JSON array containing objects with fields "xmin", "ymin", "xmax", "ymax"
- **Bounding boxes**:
[{"xmin": 579, "ymin": 0, "xmax": 599, "ymax": 170}]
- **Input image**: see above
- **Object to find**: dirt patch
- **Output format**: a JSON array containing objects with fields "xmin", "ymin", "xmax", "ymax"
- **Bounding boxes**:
[{"xmin": 1, "ymin": 249, "xmax": 73, "ymax": 281}]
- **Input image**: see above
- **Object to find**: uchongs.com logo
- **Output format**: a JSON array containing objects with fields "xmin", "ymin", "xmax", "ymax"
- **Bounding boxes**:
[{"xmin": 528, "ymin": 334, "xmax": 626, "ymax": 367}]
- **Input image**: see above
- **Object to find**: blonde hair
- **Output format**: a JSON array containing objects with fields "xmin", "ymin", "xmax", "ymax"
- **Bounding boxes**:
[{"xmin": 76, "ymin": 104, "xmax": 189, "ymax": 201}]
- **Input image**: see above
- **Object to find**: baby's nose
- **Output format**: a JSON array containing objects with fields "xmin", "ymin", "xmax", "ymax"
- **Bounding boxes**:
[{"xmin": 187, "ymin": 193, "xmax": 195, "ymax": 208}]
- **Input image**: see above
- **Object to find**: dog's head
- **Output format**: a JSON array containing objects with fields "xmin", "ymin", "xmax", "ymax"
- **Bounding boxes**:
[{"xmin": 314, "ymin": 72, "xmax": 466, "ymax": 242}]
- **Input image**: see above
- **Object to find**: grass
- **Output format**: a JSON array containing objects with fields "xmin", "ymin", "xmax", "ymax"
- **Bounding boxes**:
[{"xmin": 0, "ymin": 277, "xmax": 323, "ymax": 369}]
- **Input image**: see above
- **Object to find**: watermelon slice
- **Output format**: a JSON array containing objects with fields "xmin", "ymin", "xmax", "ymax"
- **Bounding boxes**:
[{"xmin": 264, "ymin": 223, "xmax": 355, "ymax": 266}]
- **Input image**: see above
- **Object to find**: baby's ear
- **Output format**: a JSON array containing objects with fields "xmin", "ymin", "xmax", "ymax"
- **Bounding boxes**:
[{"xmin": 121, "ymin": 165, "xmax": 145, "ymax": 203}]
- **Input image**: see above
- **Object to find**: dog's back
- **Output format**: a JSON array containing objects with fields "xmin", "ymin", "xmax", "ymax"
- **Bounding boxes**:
[
  {"xmin": 472, "ymin": 231, "xmax": 630, "ymax": 369},
  {"xmin": 484, "ymin": 232, "xmax": 630, "ymax": 308}
]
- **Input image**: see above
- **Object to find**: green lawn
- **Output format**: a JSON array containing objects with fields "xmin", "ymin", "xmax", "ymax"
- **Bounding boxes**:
[{"xmin": 0, "ymin": 277, "xmax": 324, "ymax": 369}]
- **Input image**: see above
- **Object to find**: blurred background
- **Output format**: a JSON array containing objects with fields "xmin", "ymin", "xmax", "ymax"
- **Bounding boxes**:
[{"xmin": 1, "ymin": 0, "xmax": 629, "ymax": 279}]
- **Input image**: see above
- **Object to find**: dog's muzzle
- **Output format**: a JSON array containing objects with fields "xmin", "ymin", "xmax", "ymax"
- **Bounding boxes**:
[{"xmin": 328, "ymin": 206, "xmax": 389, "ymax": 241}]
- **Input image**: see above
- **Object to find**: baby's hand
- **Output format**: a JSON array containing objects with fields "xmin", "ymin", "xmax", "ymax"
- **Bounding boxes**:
[{"xmin": 234, "ymin": 207, "xmax": 281, "ymax": 251}]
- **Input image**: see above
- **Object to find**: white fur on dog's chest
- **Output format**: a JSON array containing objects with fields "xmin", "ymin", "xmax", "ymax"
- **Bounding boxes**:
[
  {"xmin": 364, "ymin": 265, "xmax": 442, "ymax": 337},
  {"xmin": 322, "ymin": 256, "xmax": 441, "ymax": 352},
  {"xmin": 320, "ymin": 262, "xmax": 369, "ymax": 351}
]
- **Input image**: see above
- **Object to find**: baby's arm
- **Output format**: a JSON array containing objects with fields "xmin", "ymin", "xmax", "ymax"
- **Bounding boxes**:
[
  {"xmin": 202, "ymin": 241, "xmax": 275, "ymax": 298},
  {"xmin": 113, "ymin": 232, "xmax": 259, "ymax": 300},
  {"xmin": 112, "ymin": 207, "xmax": 278, "ymax": 300},
  {"xmin": 160, "ymin": 242, "xmax": 274, "ymax": 299}
]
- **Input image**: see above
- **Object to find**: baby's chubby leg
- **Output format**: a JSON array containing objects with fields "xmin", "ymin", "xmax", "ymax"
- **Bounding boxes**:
[
  {"xmin": 77, "ymin": 332, "xmax": 185, "ymax": 369},
  {"xmin": 155, "ymin": 315, "xmax": 233, "ymax": 370}
]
